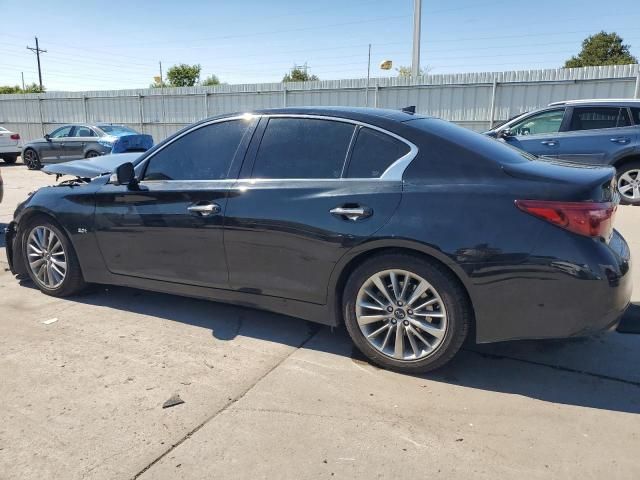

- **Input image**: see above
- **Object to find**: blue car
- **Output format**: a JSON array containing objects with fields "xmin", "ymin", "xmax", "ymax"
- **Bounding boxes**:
[
  {"xmin": 486, "ymin": 99, "xmax": 640, "ymax": 205},
  {"xmin": 22, "ymin": 123, "xmax": 153, "ymax": 170}
]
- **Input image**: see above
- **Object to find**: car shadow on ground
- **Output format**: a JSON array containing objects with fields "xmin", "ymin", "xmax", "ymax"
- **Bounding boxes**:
[{"xmin": 16, "ymin": 280, "xmax": 640, "ymax": 415}]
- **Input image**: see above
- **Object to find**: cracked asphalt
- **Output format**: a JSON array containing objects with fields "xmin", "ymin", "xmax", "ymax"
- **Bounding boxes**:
[{"xmin": 1, "ymin": 161, "xmax": 639, "ymax": 479}]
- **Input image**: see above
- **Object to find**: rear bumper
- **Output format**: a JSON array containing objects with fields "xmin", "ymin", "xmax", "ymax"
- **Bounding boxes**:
[
  {"xmin": 0, "ymin": 145, "xmax": 22, "ymax": 154},
  {"xmin": 473, "ymin": 228, "xmax": 632, "ymax": 343}
]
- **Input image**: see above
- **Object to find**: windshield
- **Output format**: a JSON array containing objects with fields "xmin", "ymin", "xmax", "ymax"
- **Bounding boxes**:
[{"xmin": 98, "ymin": 125, "xmax": 138, "ymax": 136}]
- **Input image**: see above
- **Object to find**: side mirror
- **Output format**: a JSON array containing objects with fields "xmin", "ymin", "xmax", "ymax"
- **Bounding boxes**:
[
  {"xmin": 44, "ymin": 134, "xmax": 51, "ymax": 142},
  {"xmin": 498, "ymin": 128, "xmax": 514, "ymax": 139},
  {"xmin": 114, "ymin": 162, "xmax": 137, "ymax": 188}
]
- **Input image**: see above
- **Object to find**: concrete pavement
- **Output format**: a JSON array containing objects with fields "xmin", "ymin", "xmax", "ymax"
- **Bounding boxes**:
[{"xmin": 1, "ymin": 160, "xmax": 638, "ymax": 480}]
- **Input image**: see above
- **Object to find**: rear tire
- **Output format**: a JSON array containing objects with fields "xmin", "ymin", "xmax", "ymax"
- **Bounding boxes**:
[
  {"xmin": 21, "ymin": 215, "xmax": 86, "ymax": 297},
  {"xmin": 85, "ymin": 151, "xmax": 99, "ymax": 158},
  {"xmin": 343, "ymin": 253, "xmax": 470, "ymax": 373},
  {"xmin": 617, "ymin": 161, "xmax": 640, "ymax": 205},
  {"xmin": 23, "ymin": 149, "xmax": 41, "ymax": 170},
  {"xmin": 2, "ymin": 155, "xmax": 18, "ymax": 164}
]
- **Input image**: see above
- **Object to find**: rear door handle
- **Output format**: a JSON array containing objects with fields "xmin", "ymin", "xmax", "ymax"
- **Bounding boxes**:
[
  {"xmin": 540, "ymin": 140, "xmax": 558, "ymax": 146},
  {"xmin": 610, "ymin": 137, "xmax": 630, "ymax": 144},
  {"xmin": 330, "ymin": 206, "xmax": 372, "ymax": 221},
  {"xmin": 187, "ymin": 202, "xmax": 221, "ymax": 217}
]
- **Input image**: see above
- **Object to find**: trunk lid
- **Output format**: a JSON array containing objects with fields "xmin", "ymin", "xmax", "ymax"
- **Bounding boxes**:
[{"xmin": 503, "ymin": 157, "xmax": 617, "ymax": 203}]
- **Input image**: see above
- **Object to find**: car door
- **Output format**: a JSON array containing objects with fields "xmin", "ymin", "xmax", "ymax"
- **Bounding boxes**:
[
  {"xmin": 223, "ymin": 116, "xmax": 411, "ymax": 304},
  {"xmin": 502, "ymin": 108, "xmax": 566, "ymax": 157},
  {"xmin": 550, "ymin": 106, "xmax": 637, "ymax": 164},
  {"xmin": 64, "ymin": 125, "xmax": 95, "ymax": 160},
  {"xmin": 41, "ymin": 125, "xmax": 73, "ymax": 162},
  {"xmin": 93, "ymin": 116, "xmax": 258, "ymax": 288}
]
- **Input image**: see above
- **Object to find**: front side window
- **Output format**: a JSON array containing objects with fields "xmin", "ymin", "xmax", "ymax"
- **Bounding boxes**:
[
  {"xmin": 346, "ymin": 127, "xmax": 410, "ymax": 178},
  {"xmin": 252, "ymin": 118, "xmax": 355, "ymax": 179},
  {"xmin": 507, "ymin": 109, "xmax": 565, "ymax": 136},
  {"xmin": 568, "ymin": 107, "xmax": 631, "ymax": 131},
  {"xmin": 143, "ymin": 120, "xmax": 251, "ymax": 181},
  {"xmin": 50, "ymin": 126, "xmax": 73, "ymax": 138}
]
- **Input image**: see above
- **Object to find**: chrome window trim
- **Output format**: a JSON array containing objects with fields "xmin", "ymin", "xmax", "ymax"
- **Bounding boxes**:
[
  {"xmin": 256, "ymin": 114, "xmax": 418, "ymax": 182},
  {"xmin": 138, "ymin": 113, "xmax": 418, "ymax": 183}
]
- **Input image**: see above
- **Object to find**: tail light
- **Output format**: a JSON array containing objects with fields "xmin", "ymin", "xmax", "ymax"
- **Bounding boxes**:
[
  {"xmin": 10, "ymin": 134, "xmax": 20, "ymax": 140},
  {"xmin": 515, "ymin": 200, "xmax": 616, "ymax": 239}
]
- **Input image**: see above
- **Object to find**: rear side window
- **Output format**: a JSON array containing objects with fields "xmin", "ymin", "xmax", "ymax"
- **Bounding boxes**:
[
  {"xmin": 346, "ymin": 127, "xmax": 410, "ymax": 178},
  {"xmin": 73, "ymin": 127, "xmax": 95, "ymax": 137},
  {"xmin": 252, "ymin": 118, "xmax": 355, "ymax": 179},
  {"xmin": 631, "ymin": 108, "xmax": 640, "ymax": 125},
  {"xmin": 144, "ymin": 120, "xmax": 251, "ymax": 181},
  {"xmin": 568, "ymin": 107, "xmax": 631, "ymax": 131}
]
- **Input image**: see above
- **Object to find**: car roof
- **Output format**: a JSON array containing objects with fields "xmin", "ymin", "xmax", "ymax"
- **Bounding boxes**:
[{"xmin": 548, "ymin": 98, "xmax": 640, "ymax": 107}]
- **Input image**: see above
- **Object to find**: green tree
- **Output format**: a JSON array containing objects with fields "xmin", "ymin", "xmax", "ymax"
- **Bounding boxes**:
[
  {"xmin": 201, "ymin": 74, "xmax": 221, "ymax": 86},
  {"xmin": 166, "ymin": 63, "xmax": 202, "ymax": 87},
  {"xmin": 564, "ymin": 31, "xmax": 637, "ymax": 68},
  {"xmin": 282, "ymin": 67, "xmax": 319, "ymax": 82},
  {"xmin": 0, "ymin": 83, "xmax": 45, "ymax": 94}
]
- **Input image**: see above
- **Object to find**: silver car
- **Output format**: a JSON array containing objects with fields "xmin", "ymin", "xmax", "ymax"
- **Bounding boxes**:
[{"xmin": 22, "ymin": 124, "xmax": 153, "ymax": 170}]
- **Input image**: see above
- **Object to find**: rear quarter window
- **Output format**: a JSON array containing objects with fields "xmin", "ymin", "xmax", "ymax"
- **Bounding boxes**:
[{"xmin": 346, "ymin": 127, "xmax": 410, "ymax": 178}]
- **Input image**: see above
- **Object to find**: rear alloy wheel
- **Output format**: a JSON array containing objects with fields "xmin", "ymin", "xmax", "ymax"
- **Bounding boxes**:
[
  {"xmin": 85, "ymin": 151, "xmax": 99, "ymax": 158},
  {"xmin": 22, "ymin": 217, "xmax": 86, "ymax": 297},
  {"xmin": 617, "ymin": 162, "xmax": 640, "ymax": 205},
  {"xmin": 343, "ymin": 254, "xmax": 470, "ymax": 373},
  {"xmin": 23, "ymin": 149, "xmax": 41, "ymax": 170}
]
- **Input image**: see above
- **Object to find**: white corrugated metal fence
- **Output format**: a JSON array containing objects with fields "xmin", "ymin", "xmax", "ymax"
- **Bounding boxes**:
[{"xmin": 1, "ymin": 64, "xmax": 639, "ymax": 142}]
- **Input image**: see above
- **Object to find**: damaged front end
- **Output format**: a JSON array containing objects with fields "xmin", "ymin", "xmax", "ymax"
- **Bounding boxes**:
[{"xmin": 4, "ymin": 221, "xmax": 27, "ymax": 278}]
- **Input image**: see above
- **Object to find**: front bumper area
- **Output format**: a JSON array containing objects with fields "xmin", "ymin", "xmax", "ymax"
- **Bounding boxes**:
[{"xmin": 4, "ymin": 221, "xmax": 27, "ymax": 278}]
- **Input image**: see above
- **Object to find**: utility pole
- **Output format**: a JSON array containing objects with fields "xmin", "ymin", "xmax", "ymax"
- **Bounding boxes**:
[
  {"xmin": 159, "ymin": 61, "xmax": 163, "ymax": 87},
  {"xmin": 26, "ymin": 37, "xmax": 47, "ymax": 91},
  {"xmin": 21, "ymin": 72, "xmax": 25, "ymax": 91},
  {"xmin": 411, "ymin": 0, "xmax": 422, "ymax": 78}
]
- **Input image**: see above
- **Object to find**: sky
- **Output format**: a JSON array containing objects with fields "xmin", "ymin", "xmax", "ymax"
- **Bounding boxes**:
[{"xmin": 0, "ymin": 0, "xmax": 639, "ymax": 92}]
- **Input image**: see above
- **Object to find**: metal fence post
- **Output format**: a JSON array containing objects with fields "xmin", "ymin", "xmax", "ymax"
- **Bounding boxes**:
[
  {"xmin": 38, "ymin": 97, "xmax": 45, "ymax": 136},
  {"xmin": 283, "ymin": 86, "xmax": 287, "ymax": 107},
  {"xmin": 203, "ymin": 92, "xmax": 209, "ymax": 119},
  {"xmin": 634, "ymin": 66, "xmax": 640, "ymax": 99},
  {"xmin": 138, "ymin": 94, "xmax": 144, "ymax": 133},
  {"xmin": 374, "ymin": 81, "xmax": 379, "ymax": 108},
  {"xmin": 83, "ymin": 95, "xmax": 89, "ymax": 122},
  {"xmin": 488, "ymin": 75, "xmax": 498, "ymax": 129}
]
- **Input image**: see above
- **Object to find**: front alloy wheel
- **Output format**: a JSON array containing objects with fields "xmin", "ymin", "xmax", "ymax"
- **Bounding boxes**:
[
  {"xmin": 356, "ymin": 269, "xmax": 447, "ymax": 360},
  {"xmin": 26, "ymin": 226, "xmax": 67, "ymax": 289}
]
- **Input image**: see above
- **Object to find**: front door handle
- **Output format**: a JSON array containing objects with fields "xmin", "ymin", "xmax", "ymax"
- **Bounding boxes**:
[
  {"xmin": 187, "ymin": 202, "xmax": 221, "ymax": 217},
  {"xmin": 540, "ymin": 140, "xmax": 558, "ymax": 146},
  {"xmin": 330, "ymin": 206, "xmax": 372, "ymax": 221},
  {"xmin": 610, "ymin": 137, "xmax": 630, "ymax": 144}
]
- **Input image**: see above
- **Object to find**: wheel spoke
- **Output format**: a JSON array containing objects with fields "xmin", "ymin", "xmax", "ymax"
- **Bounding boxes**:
[
  {"xmin": 364, "ymin": 288, "xmax": 387, "ymax": 308},
  {"xmin": 414, "ymin": 311, "xmax": 445, "ymax": 318},
  {"xmin": 406, "ymin": 280, "xmax": 430, "ymax": 306},
  {"xmin": 358, "ymin": 300, "xmax": 385, "ymax": 311},
  {"xmin": 621, "ymin": 172, "xmax": 634, "ymax": 183},
  {"xmin": 619, "ymin": 184, "xmax": 633, "ymax": 193},
  {"xmin": 407, "ymin": 325, "xmax": 432, "ymax": 349},
  {"xmin": 409, "ymin": 318, "xmax": 445, "ymax": 339},
  {"xmin": 407, "ymin": 328, "xmax": 420, "ymax": 357},
  {"xmin": 358, "ymin": 314, "xmax": 389, "ymax": 326},
  {"xmin": 413, "ymin": 297, "xmax": 438, "ymax": 311},
  {"xmin": 367, "ymin": 323, "xmax": 390, "ymax": 339},
  {"xmin": 389, "ymin": 272, "xmax": 401, "ymax": 301},
  {"xmin": 394, "ymin": 324, "xmax": 405, "ymax": 358},
  {"xmin": 380, "ymin": 325, "xmax": 394, "ymax": 350},
  {"xmin": 399, "ymin": 273, "xmax": 411, "ymax": 301},
  {"xmin": 372, "ymin": 274, "xmax": 395, "ymax": 306},
  {"xmin": 634, "ymin": 186, "xmax": 640, "ymax": 199}
]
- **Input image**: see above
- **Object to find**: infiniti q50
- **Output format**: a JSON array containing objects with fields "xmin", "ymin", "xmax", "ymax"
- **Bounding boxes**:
[{"xmin": 5, "ymin": 107, "xmax": 632, "ymax": 372}]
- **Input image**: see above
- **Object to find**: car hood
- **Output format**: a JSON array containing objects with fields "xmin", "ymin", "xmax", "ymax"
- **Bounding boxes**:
[{"xmin": 42, "ymin": 152, "xmax": 143, "ymax": 177}]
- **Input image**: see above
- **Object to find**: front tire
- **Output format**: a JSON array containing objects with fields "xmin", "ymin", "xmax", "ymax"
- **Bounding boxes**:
[
  {"xmin": 617, "ymin": 161, "xmax": 640, "ymax": 205},
  {"xmin": 343, "ymin": 253, "xmax": 470, "ymax": 373},
  {"xmin": 21, "ymin": 216, "xmax": 86, "ymax": 297},
  {"xmin": 23, "ymin": 149, "xmax": 42, "ymax": 170}
]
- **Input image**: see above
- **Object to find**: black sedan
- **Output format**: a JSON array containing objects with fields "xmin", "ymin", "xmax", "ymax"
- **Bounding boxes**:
[{"xmin": 5, "ymin": 107, "xmax": 632, "ymax": 372}]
